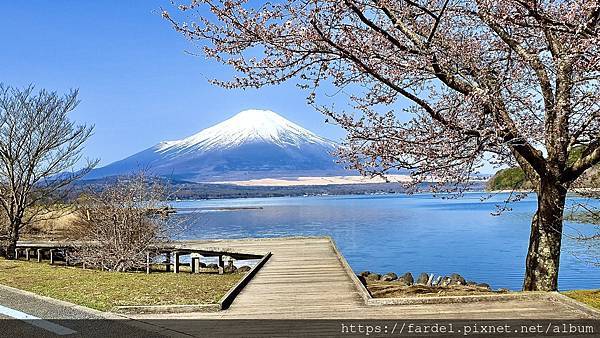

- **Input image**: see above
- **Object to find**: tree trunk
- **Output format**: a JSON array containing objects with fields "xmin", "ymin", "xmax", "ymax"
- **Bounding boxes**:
[
  {"xmin": 523, "ymin": 179, "xmax": 567, "ymax": 291},
  {"xmin": 4, "ymin": 221, "xmax": 20, "ymax": 260}
]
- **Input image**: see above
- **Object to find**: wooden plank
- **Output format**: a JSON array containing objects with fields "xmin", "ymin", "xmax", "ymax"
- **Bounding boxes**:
[{"xmin": 219, "ymin": 252, "xmax": 272, "ymax": 310}]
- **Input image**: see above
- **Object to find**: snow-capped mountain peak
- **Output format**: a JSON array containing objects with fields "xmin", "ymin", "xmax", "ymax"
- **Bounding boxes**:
[
  {"xmin": 157, "ymin": 109, "xmax": 335, "ymax": 153},
  {"xmin": 86, "ymin": 109, "xmax": 346, "ymax": 182}
]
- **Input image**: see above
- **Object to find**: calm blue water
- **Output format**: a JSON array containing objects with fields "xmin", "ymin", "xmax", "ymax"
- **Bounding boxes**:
[{"xmin": 172, "ymin": 193, "xmax": 600, "ymax": 290}]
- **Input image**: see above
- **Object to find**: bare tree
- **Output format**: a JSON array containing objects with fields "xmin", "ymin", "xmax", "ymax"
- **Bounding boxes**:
[
  {"xmin": 71, "ymin": 173, "xmax": 179, "ymax": 272},
  {"xmin": 0, "ymin": 84, "xmax": 95, "ymax": 258},
  {"xmin": 164, "ymin": 0, "xmax": 600, "ymax": 291}
]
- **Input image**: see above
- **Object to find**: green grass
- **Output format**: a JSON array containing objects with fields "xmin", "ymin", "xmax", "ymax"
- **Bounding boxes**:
[
  {"xmin": 563, "ymin": 290, "xmax": 600, "ymax": 310},
  {"xmin": 0, "ymin": 258, "xmax": 243, "ymax": 311}
]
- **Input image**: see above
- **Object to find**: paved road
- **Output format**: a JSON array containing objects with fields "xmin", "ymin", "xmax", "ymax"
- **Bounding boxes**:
[{"xmin": 0, "ymin": 285, "xmax": 182, "ymax": 337}]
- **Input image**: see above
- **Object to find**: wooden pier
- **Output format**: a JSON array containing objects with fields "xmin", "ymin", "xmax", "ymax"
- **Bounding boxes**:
[{"xmin": 134, "ymin": 237, "xmax": 600, "ymax": 320}]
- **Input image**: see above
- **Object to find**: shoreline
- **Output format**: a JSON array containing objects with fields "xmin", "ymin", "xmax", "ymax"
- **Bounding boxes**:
[
  {"xmin": 209, "ymin": 174, "xmax": 492, "ymax": 187},
  {"xmin": 169, "ymin": 189, "xmax": 491, "ymax": 202}
]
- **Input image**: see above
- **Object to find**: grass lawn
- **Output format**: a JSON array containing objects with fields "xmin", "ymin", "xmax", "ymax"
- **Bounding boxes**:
[
  {"xmin": 0, "ymin": 258, "xmax": 243, "ymax": 311},
  {"xmin": 563, "ymin": 290, "xmax": 600, "ymax": 310}
]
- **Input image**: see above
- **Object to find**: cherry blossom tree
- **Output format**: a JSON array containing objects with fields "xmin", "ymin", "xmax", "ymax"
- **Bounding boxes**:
[{"xmin": 163, "ymin": 0, "xmax": 600, "ymax": 291}]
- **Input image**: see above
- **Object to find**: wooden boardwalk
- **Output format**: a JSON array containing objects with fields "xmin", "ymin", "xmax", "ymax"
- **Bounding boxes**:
[{"xmin": 129, "ymin": 237, "xmax": 599, "ymax": 320}]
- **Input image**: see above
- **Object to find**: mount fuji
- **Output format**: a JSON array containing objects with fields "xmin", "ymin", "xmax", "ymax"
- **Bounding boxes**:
[{"xmin": 86, "ymin": 110, "xmax": 347, "ymax": 182}]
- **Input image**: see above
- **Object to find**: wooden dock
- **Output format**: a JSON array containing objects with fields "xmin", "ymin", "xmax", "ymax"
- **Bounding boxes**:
[{"xmin": 131, "ymin": 237, "xmax": 600, "ymax": 320}]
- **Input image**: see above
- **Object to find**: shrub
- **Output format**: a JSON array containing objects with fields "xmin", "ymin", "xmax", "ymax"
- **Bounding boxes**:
[{"xmin": 70, "ymin": 173, "xmax": 180, "ymax": 272}]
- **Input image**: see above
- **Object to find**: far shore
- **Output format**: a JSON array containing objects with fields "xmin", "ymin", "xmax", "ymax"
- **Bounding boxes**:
[
  {"xmin": 210, "ymin": 175, "xmax": 489, "ymax": 187},
  {"xmin": 211, "ymin": 175, "xmax": 412, "ymax": 187}
]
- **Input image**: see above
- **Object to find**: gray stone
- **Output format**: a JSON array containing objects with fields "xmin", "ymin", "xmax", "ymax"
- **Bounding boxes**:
[
  {"xmin": 416, "ymin": 272, "xmax": 429, "ymax": 285},
  {"xmin": 497, "ymin": 288, "xmax": 510, "ymax": 293},
  {"xmin": 366, "ymin": 273, "xmax": 381, "ymax": 281},
  {"xmin": 466, "ymin": 280, "xmax": 477, "ymax": 286},
  {"xmin": 238, "ymin": 265, "xmax": 252, "ymax": 273},
  {"xmin": 206, "ymin": 263, "xmax": 219, "ymax": 269},
  {"xmin": 449, "ymin": 273, "xmax": 467, "ymax": 286},
  {"xmin": 440, "ymin": 276, "xmax": 451, "ymax": 287},
  {"xmin": 381, "ymin": 272, "xmax": 398, "ymax": 282},
  {"xmin": 477, "ymin": 283, "xmax": 491, "ymax": 290},
  {"xmin": 224, "ymin": 265, "xmax": 238, "ymax": 273},
  {"xmin": 397, "ymin": 272, "xmax": 414, "ymax": 285},
  {"xmin": 198, "ymin": 261, "xmax": 207, "ymax": 268},
  {"xmin": 359, "ymin": 271, "xmax": 371, "ymax": 277},
  {"xmin": 433, "ymin": 276, "xmax": 443, "ymax": 286}
]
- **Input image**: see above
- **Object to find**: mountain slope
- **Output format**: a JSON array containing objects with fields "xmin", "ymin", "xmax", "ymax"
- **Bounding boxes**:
[{"xmin": 86, "ymin": 110, "xmax": 346, "ymax": 182}]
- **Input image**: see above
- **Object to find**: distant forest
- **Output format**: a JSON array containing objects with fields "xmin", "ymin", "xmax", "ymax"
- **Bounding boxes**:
[
  {"xmin": 75, "ymin": 179, "xmax": 487, "ymax": 200},
  {"xmin": 487, "ymin": 146, "xmax": 600, "ymax": 191}
]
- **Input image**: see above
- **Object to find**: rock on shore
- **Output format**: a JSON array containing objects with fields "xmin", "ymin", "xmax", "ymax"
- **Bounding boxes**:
[{"xmin": 357, "ymin": 270, "xmax": 496, "ymax": 297}]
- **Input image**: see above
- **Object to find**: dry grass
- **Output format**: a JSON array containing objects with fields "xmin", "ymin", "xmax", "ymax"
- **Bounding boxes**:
[
  {"xmin": 563, "ymin": 290, "xmax": 600, "ymax": 310},
  {"xmin": 0, "ymin": 258, "xmax": 243, "ymax": 311},
  {"xmin": 366, "ymin": 281, "xmax": 500, "ymax": 298},
  {"xmin": 23, "ymin": 209, "xmax": 81, "ymax": 240}
]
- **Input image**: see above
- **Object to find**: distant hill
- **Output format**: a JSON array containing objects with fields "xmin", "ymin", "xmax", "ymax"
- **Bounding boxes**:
[
  {"xmin": 85, "ymin": 110, "xmax": 351, "ymax": 182},
  {"xmin": 487, "ymin": 146, "xmax": 600, "ymax": 191},
  {"xmin": 486, "ymin": 168, "xmax": 534, "ymax": 191}
]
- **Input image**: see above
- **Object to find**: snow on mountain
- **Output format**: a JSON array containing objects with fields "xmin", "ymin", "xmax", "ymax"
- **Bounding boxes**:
[
  {"xmin": 86, "ymin": 110, "xmax": 346, "ymax": 182},
  {"xmin": 157, "ymin": 109, "xmax": 336, "ymax": 153}
]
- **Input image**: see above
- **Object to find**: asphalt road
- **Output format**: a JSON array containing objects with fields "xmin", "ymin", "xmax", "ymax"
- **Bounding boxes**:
[{"xmin": 0, "ymin": 286, "xmax": 183, "ymax": 338}]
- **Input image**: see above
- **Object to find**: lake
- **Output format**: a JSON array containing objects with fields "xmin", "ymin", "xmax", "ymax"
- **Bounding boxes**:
[{"xmin": 172, "ymin": 192, "xmax": 600, "ymax": 290}]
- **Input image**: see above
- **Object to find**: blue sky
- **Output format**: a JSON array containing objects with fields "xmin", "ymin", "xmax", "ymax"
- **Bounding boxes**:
[
  {"xmin": 1, "ymin": 1, "xmax": 498, "ymax": 174},
  {"xmin": 0, "ymin": 1, "xmax": 346, "ymax": 167}
]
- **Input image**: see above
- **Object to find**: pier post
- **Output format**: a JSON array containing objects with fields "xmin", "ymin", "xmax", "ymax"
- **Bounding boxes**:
[
  {"xmin": 173, "ymin": 251, "xmax": 181, "ymax": 273},
  {"xmin": 164, "ymin": 252, "xmax": 171, "ymax": 272},
  {"xmin": 218, "ymin": 255, "xmax": 224, "ymax": 275},
  {"xmin": 37, "ymin": 249, "xmax": 42, "ymax": 262},
  {"xmin": 25, "ymin": 248, "xmax": 30, "ymax": 261},
  {"xmin": 191, "ymin": 257, "xmax": 198, "ymax": 273},
  {"xmin": 191, "ymin": 253, "xmax": 202, "ymax": 273},
  {"xmin": 146, "ymin": 252, "xmax": 151, "ymax": 274},
  {"xmin": 49, "ymin": 249, "xmax": 55, "ymax": 265}
]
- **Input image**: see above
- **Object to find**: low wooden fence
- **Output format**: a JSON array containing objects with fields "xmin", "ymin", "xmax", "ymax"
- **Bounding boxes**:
[{"xmin": 15, "ymin": 241, "xmax": 264, "ymax": 275}]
